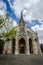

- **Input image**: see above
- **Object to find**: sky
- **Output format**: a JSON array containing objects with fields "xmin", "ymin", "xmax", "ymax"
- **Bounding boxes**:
[{"xmin": 0, "ymin": 0, "xmax": 43, "ymax": 44}]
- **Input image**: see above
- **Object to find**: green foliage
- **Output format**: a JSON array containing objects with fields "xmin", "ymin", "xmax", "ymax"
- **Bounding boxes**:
[
  {"xmin": 0, "ymin": 13, "xmax": 10, "ymax": 28},
  {"xmin": 0, "ymin": 35, "xmax": 3, "ymax": 38},
  {"xmin": 5, "ymin": 13, "xmax": 9, "ymax": 20},
  {"xmin": 0, "ymin": 16, "xmax": 4, "ymax": 25},
  {"xmin": 0, "ymin": 39, "xmax": 4, "ymax": 46},
  {"xmin": 0, "ymin": 13, "xmax": 16, "ymax": 41},
  {"xmin": 2, "ymin": 27, "xmax": 17, "ymax": 38}
]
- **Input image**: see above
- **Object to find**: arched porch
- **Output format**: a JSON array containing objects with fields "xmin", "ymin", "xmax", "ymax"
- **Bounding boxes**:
[
  {"xmin": 29, "ymin": 38, "xmax": 33, "ymax": 54},
  {"xmin": 18, "ymin": 38, "xmax": 26, "ymax": 54}
]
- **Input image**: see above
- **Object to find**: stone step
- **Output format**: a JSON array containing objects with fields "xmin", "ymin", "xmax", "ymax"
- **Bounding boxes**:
[{"xmin": 0, "ymin": 54, "xmax": 43, "ymax": 65}]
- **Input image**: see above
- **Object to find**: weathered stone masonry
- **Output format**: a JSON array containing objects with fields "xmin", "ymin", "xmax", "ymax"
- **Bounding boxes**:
[{"xmin": 3, "ymin": 13, "xmax": 42, "ymax": 55}]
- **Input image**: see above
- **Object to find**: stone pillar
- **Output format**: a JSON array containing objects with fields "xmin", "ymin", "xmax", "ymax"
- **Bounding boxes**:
[
  {"xmin": 33, "ymin": 38, "xmax": 42, "ymax": 55},
  {"xmin": 3, "ymin": 39, "xmax": 12, "ymax": 54},
  {"xmin": 26, "ymin": 40, "xmax": 30, "ymax": 55},
  {"xmin": 15, "ymin": 40, "xmax": 19, "ymax": 55},
  {"xmin": 33, "ymin": 38, "xmax": 38, "ymax": 55},
  {"xmin": 36, "ymin": 40, "xmax": 42, "ymax": 55},
  {"xmin": 7, "ymin": 40, "xmax": 12, "ymax": 54},
  {"xmin": 3, "ymin": 41, "xmax": 8, "ymax": 54}
]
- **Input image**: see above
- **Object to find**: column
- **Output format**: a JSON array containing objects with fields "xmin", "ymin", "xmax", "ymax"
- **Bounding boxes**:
[
  {"xmin": 26, "ymin": 40, "xmax": 30, "ymax": 54},
  {"xmin": 15, "ymin": 40, "xmax": 19, "ymax": 55},
  {"xmin": 36, "ymin": 39, "xmax": 42, "ymax": 55},
  {"xmin": 7, "ymin": 40, "xmax": 12, "ymax": 54},
  {"xmin": 32, "ymin": 39, "xmax": 38, "ymax": 55},
  {"xmin": 3, "ymin": 41, "xmax": 8, "ymax": 54}
]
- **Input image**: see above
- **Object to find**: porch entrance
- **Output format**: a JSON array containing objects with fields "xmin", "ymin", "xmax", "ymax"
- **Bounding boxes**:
[
  {"xmin": 29, "ymin": 38, "xmax": 33, "ymax": 54},
  {"xmin": 12, "ymin": 38, "xmax": 15, "ymax": 54},
  {"xmin": 18, "ymin": 38, "xmax": 26, "ymax": 54}
]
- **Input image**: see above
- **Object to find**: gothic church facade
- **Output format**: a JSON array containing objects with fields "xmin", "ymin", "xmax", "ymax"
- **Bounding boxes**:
[{"xmin": 3, "ymin": 13, "xmax": 42, "ymax": 55}]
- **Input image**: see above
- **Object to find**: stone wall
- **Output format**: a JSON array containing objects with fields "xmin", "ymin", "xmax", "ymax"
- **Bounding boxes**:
[{"xmin": 3, "ymin": 39, "xmax": 12, "ymax": 54}]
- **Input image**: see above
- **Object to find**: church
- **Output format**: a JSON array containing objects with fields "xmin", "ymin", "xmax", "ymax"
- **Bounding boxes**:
[{"xmin": 3, "ymin": 12, "xmax": 42, "ymax": 55}]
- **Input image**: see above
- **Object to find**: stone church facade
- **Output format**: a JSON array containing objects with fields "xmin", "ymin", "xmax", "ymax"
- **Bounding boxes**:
[{"xmin": 3, "ymin": 13, "xmax": 42, "ymax": 55}]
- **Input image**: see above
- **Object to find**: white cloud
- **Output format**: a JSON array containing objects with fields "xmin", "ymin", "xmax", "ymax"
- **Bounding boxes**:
[
  {"xmin": 8, "ymin": 0, "xmax": 43, "ymax": 20},
  {"xmin": 0, "ymin": 1, "xmax": 7, "ymax": 16},
  {"xmin": 32, "ymin": 0, "xmax": 43, "ymax": 20},
  {"xmin": 31, "ymin": 24, "xmax": 43, "ymax": 44},
  {"xmin": 38, "ymin": 30, "xmax": 43, "ymax": 44},
  {"xmin": 0, "ymin": 10, "xmax": 6, "ymax": 17},
  {"xmin": 13, "ymin": 20, "xmax": 17, "ymax": 27},
  {"xmin": 31, "ymin": 23, "xmax": 43, "ymax": 31},
  {"xmin": 31, "ymin": 25, "xmax": 39, "ymax": 31},
  {"xmin": 0, "ymin": 1, "xmax": 6, "ymax": 11}
]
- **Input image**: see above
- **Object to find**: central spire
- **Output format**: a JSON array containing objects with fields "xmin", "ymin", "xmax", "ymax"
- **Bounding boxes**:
[
  {"xmin": 20, "ymin": 11, "xmax": 24, "ymax": 21},
  {"xmin": 20, "ymin": 11, "xmax": 25, "ymax": 26},
  {"xmin": 18, "ymin": 11, "xmax": 25, "ymax": 27}
]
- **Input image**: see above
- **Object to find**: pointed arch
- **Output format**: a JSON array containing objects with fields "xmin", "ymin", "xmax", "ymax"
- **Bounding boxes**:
[
  {"xmin": 0, "ymin": 39, "xmax": 4, "ymax": 54},
  {"xmin": 12, "ymin": 38, "xmax": 15, "ymax": 54},
  {"xmin": 18, "ymin": 38, "xmax": 26, "ymax": 54},
  {"xmin": 29, "ymin": 38, "xmax": 33, "ymax": 54}
]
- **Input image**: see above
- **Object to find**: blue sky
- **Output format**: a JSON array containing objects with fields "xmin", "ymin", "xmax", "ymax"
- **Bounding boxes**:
[
  {"xmin": 0, "ymin": 0, "xmax": 43, "ymax": 43},
  {"xmin": 0, "ymin": 0, "xmax": 42, "ymax": 27},
  {"xmin": 3, "ymin": 0, "xmax": 19, "ymax": 21}
]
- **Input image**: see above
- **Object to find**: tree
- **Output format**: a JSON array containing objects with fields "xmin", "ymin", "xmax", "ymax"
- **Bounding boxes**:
[
  {"xmin": 0, "ymin": 16, "xmax": 4, "ymax": 28},
  {"xmin": 0, "ymin": 13, "xmax": 17, "ymax": 40},
  {"xmin": 0, "ymin": 16, "xmax": 4, "ymax": 24},
  {"xmin": 2, "ymin": 27, "xmax": 17, "ymax": 39}
]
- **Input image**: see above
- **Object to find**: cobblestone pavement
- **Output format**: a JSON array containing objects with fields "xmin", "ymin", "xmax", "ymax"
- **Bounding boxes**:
[{"xmin": 0, "ymin": 54, "xmax": 43, "ymax": 65}]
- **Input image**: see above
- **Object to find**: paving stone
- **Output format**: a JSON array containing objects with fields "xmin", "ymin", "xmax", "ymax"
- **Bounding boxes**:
[{"xmin": 0, "ymin": 54, "xmax": 43, "ymax": 65}]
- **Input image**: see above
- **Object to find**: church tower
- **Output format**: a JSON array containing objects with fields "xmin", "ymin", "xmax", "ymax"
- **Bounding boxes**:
[
  {"xmin": 15, "ymin": 12, "xmax": 30, "ymax": 54},
  {"xmin": 18, "ymin": 11, "xmax": 26, "ymax": 31}
]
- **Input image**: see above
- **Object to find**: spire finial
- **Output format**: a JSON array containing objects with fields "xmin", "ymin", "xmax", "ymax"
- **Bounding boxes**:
[
  {"xmin": 19, "ymin": 11, "xmax": 25, "ymax": 26},
  {"xmin": 21, "ymin": 11, "xmax": 23, "ymax": 20}
]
